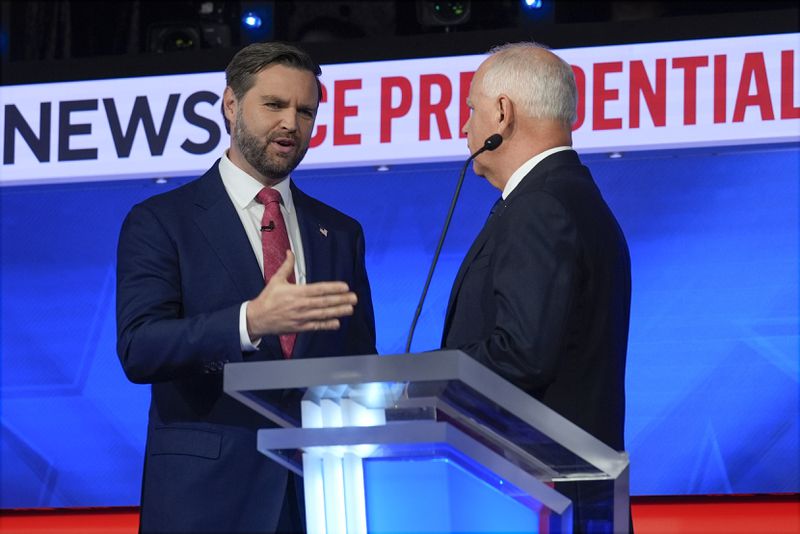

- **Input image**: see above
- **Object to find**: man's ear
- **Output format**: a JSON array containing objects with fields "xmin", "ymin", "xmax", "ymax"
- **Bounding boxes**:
[
  {"xmin": 222, "ymin": 86, "xmax": 237, "ymax": 124},
  {"xmin": 496, "ymin": 94, "xmax": 515, "ymax": 136}
]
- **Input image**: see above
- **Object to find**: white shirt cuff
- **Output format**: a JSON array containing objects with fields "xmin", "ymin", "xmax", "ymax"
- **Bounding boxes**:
[{"xmin": 240, "ymin": 301, "xmax": 261, "ymax": 351}]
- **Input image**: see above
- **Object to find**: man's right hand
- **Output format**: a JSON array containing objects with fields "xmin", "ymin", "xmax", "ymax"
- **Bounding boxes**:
[{"xmin": 246, "ymin": 250, "xmax": 357, "ymax": 339}]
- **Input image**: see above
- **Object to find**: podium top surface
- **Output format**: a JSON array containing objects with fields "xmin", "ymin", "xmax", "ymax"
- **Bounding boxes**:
[{"xmin": 223, "ymin": 350, "xmax": 628, "ymax": 480}]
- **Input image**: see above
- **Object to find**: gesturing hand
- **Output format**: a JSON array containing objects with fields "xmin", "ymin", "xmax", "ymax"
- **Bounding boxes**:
[{"xmin": 246, "ymin": 250, "xmax": 357, "ymax": 339}]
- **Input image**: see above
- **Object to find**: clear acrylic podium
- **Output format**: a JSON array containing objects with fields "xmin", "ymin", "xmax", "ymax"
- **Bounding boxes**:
[{"xmin": 223, "ymin": 351, "xmax": 629, "ymax": 533}]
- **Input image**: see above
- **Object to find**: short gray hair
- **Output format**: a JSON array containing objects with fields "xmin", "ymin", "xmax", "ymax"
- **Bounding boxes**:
[{"xmin": 480, "ymin": 42, "xmax": 577, "ymax": 127}]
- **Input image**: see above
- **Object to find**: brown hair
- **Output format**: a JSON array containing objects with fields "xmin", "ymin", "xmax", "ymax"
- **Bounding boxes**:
[
  {"xmin": 225, "ymin": 41, "xmax": 322, "ymax": 101},
  {"xmin": 222, "ymin": 42, "xmax": 322, "ymax": 133}
]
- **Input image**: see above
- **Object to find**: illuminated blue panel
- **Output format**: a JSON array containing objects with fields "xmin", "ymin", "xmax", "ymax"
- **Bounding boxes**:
[
  {"xmin": 363, "ymin": 457, "xmax": 539, "ymax": 533},
  {"xmin": 1, "ymin": 146, "xmax": 798, "ymax": 506}
]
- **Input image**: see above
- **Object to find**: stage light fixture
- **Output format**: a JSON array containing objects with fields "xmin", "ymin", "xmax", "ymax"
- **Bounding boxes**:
[
  {"xmin": 148, "ymin": 24, "xmax": 202, "ymax": 53},
  {"xmin": 146, "ymin": 1, "xmax": 234, "ymax": 53},
  {"xmin": 242, "ymin": 12, "xmax": 262, "ymax": 29},
  {"xmin": 148, "ymin": 22, "xmax": 231, "ymax": 53},
  {"xmin": 416, "ymin": 1, "xmax": 471, "ymax": 27},
  {"xmin": 238, "ymin": 1, "xmax": 274, "ymax": 44},
  {"xmin": 518, "ymin": 0, "xmax": 554, "ymax": 23}
]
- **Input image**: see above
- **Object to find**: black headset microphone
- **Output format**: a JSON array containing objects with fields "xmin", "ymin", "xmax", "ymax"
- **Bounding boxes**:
[{"xmin": 404, "ymin": 133, "xmax": 504, "ymax": 353}]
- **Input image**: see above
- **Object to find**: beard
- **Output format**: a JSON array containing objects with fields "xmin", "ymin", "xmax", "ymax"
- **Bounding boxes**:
[{"xmin": 233, "ymin": 108, "xmax": 310, "ymax": 182}]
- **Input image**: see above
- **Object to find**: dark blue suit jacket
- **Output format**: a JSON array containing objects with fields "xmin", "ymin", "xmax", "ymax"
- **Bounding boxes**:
[
  {"xmin": 442, "ymin": 149, "xmax": 631, "ymax": 451},
  {"xmin": 116, "ymin": 162, "xmax": 376, "ymax": 533},
  {"xmin": 442, "ymin": 150, "xmax": 631, "ymax": 533}
]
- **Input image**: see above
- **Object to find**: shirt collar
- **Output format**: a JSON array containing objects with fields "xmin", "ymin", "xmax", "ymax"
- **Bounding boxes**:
[
  {"xmin": 219, "ymin": 151, "xmax": 294, "ymax": 211},
  {"xmin": 502, "ymin": 146, "xmax": 573, "ymax": 199}
]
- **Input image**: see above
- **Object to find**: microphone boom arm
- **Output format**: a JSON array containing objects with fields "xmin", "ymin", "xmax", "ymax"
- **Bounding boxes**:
[{"xmin": 404, "ymin": 134, "xmax": 502, "ymax": 353}]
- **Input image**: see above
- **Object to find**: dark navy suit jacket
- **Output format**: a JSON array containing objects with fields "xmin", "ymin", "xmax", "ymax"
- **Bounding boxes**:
[
  {"xmin": 442, "ymin": 149, "xmax": 631, "ymax": 451},
  {"xmin": 116, "ymin": 162, "xmax": 376, "ymax": 533}
]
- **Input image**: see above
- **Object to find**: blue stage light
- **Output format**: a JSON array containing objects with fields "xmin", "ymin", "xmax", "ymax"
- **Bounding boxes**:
[
  {"xmin": 241, "ymin": 12, "xmax": 262, "ymax": 29},
  {"xmin": 522, "ymin": 0, "xmax": 542, "ymax": 8}
]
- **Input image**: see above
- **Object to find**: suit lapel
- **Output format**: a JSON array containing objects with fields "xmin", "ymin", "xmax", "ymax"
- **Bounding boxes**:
[
  {"xmin": 192, "ymin": 165, "xmax": 265, "ymax": 302},
  {"xmin": 442, "ymin": 149, "xmax": 582, "ymax": 340},
  {"xmin": 442, "ymin": 200, "xmax": 505, "ymax": 334},
  {"xmin": 291, "ymin": 184, "xmax": 334, "ymax": 358}
]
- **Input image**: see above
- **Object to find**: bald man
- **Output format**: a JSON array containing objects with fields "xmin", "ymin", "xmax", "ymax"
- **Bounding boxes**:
[{"xmin": 441, "ymin": 43, "xmax": 632, "ymax": 533}]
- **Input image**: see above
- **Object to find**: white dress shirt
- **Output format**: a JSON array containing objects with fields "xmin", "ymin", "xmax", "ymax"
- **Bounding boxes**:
[
  {"xmin": 218, "ymin": 152, "xmax": 306, "ymax": 351},
  {"xmin": 502, "ymin": 146, "xmax": 573, "ymax": 199}
]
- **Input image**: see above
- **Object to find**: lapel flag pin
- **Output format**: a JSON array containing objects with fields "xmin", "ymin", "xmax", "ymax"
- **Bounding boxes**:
[{"xmin": 319, "ymin": 226, "xmax": 328, "ymax": 237}]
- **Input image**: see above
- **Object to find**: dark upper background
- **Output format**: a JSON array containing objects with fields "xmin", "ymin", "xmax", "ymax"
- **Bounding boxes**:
[{"xmin": 1, "ymin": 0, "xmax": 798, "ymax": 85}]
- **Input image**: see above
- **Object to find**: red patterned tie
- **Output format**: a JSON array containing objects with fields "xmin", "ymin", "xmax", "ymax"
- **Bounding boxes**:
[{"xmin": 256, "ymin": 188, "xmax": 296, "ymax": 359}]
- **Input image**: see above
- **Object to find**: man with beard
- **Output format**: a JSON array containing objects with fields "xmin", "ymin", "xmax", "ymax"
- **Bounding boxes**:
[{"xmin": 116, "ymin": 42, "xmax": 376, "ymax": 534}]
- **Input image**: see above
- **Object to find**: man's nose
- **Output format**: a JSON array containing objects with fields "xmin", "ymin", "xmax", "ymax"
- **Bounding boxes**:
[{"xmin": 279, "ymin": 109, "xmax": 298, "ymax": 131}]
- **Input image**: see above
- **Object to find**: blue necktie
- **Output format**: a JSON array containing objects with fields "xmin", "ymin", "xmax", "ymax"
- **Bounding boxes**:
[{"xmin": 487, "ymin": 197, "xmax": 503, "ymax": 222}]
